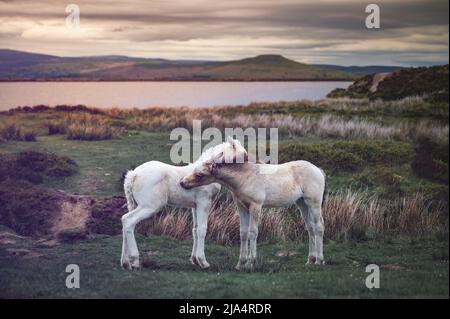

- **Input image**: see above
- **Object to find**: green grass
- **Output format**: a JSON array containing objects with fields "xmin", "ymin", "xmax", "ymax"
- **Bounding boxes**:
[
  {"xmin": 0, "ymin": 106, "xmax": 448, "ymax": 299},
  {"xmin": 0, "ymin": 230, "xmax": 447, "ymax": 298},
  {"xmin": 0, "ymin": 132, "xmax": 172, "ymax": 196},
  {"xmin": 1, "ymin": 132, "xmax": 447, "ymax": 200},
  {"xmin": 0, "ymin": 133, "xmax": 337, "ymax": 197}
]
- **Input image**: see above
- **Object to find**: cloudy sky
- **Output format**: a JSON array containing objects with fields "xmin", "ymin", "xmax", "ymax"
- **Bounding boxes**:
[{"xmin": 0, "ymin": 0, "xmax": 448, "ymax": 66}]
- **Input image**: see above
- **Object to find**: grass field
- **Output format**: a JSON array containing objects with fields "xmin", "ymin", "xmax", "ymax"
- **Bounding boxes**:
[
  {"xmin": 0, "ymin": 100, "xmax": 448, "ymax": 298},
  {"xmin": 0, "ymin": 227, "xmax": 448, "ymax": 298}
]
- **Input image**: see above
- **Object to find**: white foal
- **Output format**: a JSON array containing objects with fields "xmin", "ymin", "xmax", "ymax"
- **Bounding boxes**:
[
  {"xmin": 180, "ymin": 153, "xmax": 327, "ymax": 271},
  {"xmin": 120, "ymin": 137, "xmax": 247, "ymax": 270}
]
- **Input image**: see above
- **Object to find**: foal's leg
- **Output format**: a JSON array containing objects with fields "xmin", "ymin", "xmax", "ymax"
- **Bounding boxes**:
[
  {"xmin": 193, "ymin": 201, "xmax": 211, "ymax": 269},
  {"xmin": 190, "ymin": 208, "xmax": 198, "ymax": 266},
  {"xmin": 296, "ymin": 198, "xmax": 317, "ymax": 265},
  {"xmin": 305, "ymin": 198, "xmax": 325, "ymax": 265},
  {"xmin": 245, "ymin": 203, "xmax": 262, "ymax": 271},
  {"xmin": 235, "ymin": 200, "xmax": 250, "ymax": 271},
  {"xmin": 121, "ymin": 204, "xmax": 161, "ymax": 270}
]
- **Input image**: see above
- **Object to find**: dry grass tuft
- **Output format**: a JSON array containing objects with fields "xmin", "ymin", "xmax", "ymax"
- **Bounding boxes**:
[
  {"xmin": 137, "ymin": 191, "xmax": 447, "ymax": 244},
  {"xmin": 103, "ymin": 100, "xmax": 448, "ymax": 142},
  {"xmin": 0, "ymin": 122, "xmax": 36, "ymax": 142},
  {"xmin": 47, "ymin": 113, "xmax": 123, "ymax": 140}
]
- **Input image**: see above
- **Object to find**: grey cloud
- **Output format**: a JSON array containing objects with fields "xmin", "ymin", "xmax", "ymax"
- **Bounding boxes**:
[{"xmin": 0, "ymin": 0, "xmax": 448, "ymax": 65}]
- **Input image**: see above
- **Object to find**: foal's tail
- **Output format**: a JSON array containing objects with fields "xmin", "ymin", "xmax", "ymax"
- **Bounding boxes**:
[
  {"xmin": 320, "ymin": 168, "xmax": 328, "ymax": 210},
  {"xmin": 123, "ymin": 170, "xmax": 138, "ymax": 212}
]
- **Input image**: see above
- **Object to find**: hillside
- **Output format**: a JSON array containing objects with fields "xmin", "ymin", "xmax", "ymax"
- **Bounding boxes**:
[
  {"xmin": 328, "ymin": 64, "xmax": 449, "ymax": 101},
  {"xmin": 313, "ymin": 64, "xmax": 404, "ymax": 76},
  {"xmin": 0, "ymin": 50, "xmax": 355, "ymax": 81}
]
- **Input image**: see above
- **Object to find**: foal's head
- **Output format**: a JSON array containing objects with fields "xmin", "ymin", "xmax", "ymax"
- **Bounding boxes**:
[{"xmin": 180, "ymin": 137, "xmax": 247, "ymax": 189}]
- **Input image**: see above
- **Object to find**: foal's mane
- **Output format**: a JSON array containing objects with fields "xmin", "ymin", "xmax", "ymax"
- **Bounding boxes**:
[{"xmin": 193, "ymin": 141, "xmax": 232, "ymax": 165}]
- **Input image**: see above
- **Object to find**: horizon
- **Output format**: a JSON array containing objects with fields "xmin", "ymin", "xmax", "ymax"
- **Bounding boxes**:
[
  {"xmin": 1, "ymin": 48, "xmax": 448, "ymax": 68},
  {"xmin": 0, "ymin": 0, "xmax": 448, "ymax": 67}
]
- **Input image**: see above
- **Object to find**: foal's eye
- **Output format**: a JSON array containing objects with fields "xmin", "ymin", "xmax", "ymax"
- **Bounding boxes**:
[{"xmin": 195, "ymin": 173, "xmax": 204, "ymax": 180}]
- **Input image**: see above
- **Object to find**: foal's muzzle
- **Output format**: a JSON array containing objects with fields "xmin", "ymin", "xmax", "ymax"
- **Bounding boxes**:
[{"xmin": 180, "ymin": 181, "xmax": 192, "ymax": 189}]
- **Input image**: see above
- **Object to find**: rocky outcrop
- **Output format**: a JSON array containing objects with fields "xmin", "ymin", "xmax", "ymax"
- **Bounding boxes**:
[{"xmin": 328, "ymin": 64, "xmax": 449, "ymax": 101}]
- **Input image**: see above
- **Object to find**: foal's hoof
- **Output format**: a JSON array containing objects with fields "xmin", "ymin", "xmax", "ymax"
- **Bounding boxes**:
[
  {"xmin": 315, "ymin": 259, "xmax": 326, "ymax": 265},
  {"xmin": 192, "ymin": 256, "xmax": 210, "ymax": 269},
  {"xmin": 121, "ymin": 257, "xmax": 140, "ymax": 270},
  {"xmin": 235, "ymin": 261, "xmax": 246, "ymax": 271},
  {"xmin": 244, "ymin": 260, "xmax": 256, "ymax": 272},
  {"xmin": 305, "ymin": 256, "xmax": 317, "ymax": 265}
]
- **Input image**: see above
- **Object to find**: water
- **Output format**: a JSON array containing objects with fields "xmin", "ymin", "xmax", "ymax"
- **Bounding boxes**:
[{"xmin": 0, "ymin": 81, "xmax": 351, "ymax": 110}]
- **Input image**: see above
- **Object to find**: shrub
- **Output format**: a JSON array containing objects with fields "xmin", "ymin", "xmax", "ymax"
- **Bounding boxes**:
[
  {"xmin": 54, "ymin": 104, "xmax": 104, "ymax": 114},
  {"xmin": 23, "ymin": 131, "xmax": 37, "ymax": 142},
  {"xmin": 46, "ymin": 113, "xmax": 124, "ymax": 140},
  {"xmin": 412, "ymin": 137, "xmax": 449, "ymax": 184},
  {"xmin": 0, "ymin": 151, "xmax": 77, "ymax": 183},
  {"xmin": 334, "ymin": 140, "xmax": 414, "ymax": 165},
  {"xmin": 0, "ymin": 123, "xmax": 37, "ymax": 142},
  {"xmin": 278, "ymin": 140, "xmax": 413, "ymax": 172},
  {"xmin": 0, "ymin": 180, "xmax": 60, "ymax": 237},
  {"xmin": 417, "ymin": 184, "xmax": 449, "ymax": 205},
  {"xmin": 47, "ymin": 122, "xmax": 66, "ymax": 135},
  {"xmin": 0, "ymin": 123, "xmax": 22, "ymax": 141},
  {"xmin": 67, "ymin": 123, "xmax": 123, "ymax": 140},
  {"xmin": 278, "ymin": 143, "xmax": 362, "ymax": 171},
  {"xmin": 352, "ymin": 167, "xmax": 405, "ymax": 197}
]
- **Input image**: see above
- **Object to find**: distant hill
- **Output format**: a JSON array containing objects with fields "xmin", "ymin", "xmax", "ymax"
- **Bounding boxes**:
[
  {"xmin": 327, "ymin": 64, "xmax": 449, "ymax": 101},
  {"xmin": 313, "ymin": 64, "xmax": 404, "ymax": 76},
  {"xmin": 0, "ymin": 50, "xmax": 356, "ymax": 81}
]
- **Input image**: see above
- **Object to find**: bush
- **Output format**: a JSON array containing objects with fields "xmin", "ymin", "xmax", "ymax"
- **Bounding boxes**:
[
  {"xmin": 278, "ymin": 140, "xmax": 413, "ymax": 172},
  {"xmin": 54, "ymin": 104, "xmax": 104, "ymax": 114},
  {"xmin": 23, "ymin": 131, "xmax": 37, "ymax": 142},
  {"xmin": 67, "ymin": 123, "xmax": 123, "ymax": 140},
  {"xmin": 352, "ymin": 167, "xmax": 405, "ymax": 196},
  {"xmin": 279, "ymin": 143, "xmax": 362, "ymax": 171},
  {"xmin": 417, "ymin": 184, "xmax": 449, "ymax": 205},
  {"xmin": 47, "ymin": 122, "xmax": 66, "ymax": 135},
  {"xmin": 46, "ymin": 114, "xmax": 123, "ymax": 140},
  {"xmin": 0, "ymin": 180, "xmax": 60, "ymax": 237},
  {"xmin": 0, "ymin": 123, "xmax": 37, "ymax": 142},
  {"xmin": 412, "ymin": 137, "xmax": 449, "ymax": 184},
  {"xmin": 0, "ymin": 123, "xmax": 22, "ymax": 141},
  {"xmin": 0, "ymin": 151, "xmax": 77, "ymax": 183},
  {"xmin": 333, "ymin": 140, "xmax": 414, "ymax": 165}
]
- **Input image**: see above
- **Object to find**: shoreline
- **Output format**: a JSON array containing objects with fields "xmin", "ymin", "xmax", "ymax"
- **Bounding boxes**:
[{"xmin": 0, "ymin": 78, "xmax": 355, "ymax": 83}]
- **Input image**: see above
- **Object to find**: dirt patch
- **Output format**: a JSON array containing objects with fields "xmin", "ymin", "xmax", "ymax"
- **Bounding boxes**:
[
  {"xmin": 381, "ymin": 263, "xmax": 405, "ymax": 270},
  {"xmin": 86, "ymin": 196, "xmax": 127, "ymax": 235},
  {"xmin": 5, "ymin": 248, "xmax": 43, "ymax": 258},
  {"xmin": 0, "ymin": 179, "xmax": 127, "ymax": 241},
  {"xmin": 276, "ymin": 251, "xmax": 298, "ymax": 257},
  {"xmin": 52, "ymin": 196, "xmax": 92, "ymax": 234}
]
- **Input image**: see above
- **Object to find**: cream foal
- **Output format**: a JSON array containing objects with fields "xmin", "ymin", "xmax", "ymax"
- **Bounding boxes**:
[
  {"xmin": 180, "ymin": 154, "xmax": 327, "ymax": 270},
  {"xmin": 121, "ymin": 137, "xmax": 247, "ymax": 270}
]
